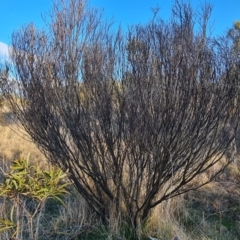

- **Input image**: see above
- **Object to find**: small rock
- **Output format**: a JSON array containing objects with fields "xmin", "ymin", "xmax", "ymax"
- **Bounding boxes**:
[
  {"xmin": 148, "ymin": 237, "xmax": 159, "ymax": 240},
  {"xmin": 171, "ymin": 236, "xmax": 181, "ymax": 240}
]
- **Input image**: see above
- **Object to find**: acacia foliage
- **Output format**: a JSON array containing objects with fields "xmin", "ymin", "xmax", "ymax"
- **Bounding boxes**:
[{"xmin": 1, "ymin": 0, "xmax": 239, "ymax": 232}]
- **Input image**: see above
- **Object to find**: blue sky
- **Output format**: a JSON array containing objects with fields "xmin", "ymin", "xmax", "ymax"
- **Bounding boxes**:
[{"xmin": 0, "ymin": 0, "xmax": 239, "ymax": 60}]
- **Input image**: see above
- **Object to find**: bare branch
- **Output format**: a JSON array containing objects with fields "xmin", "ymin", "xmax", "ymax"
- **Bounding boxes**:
[{"xmin": 1, "ymin": 0, "xmax": 239, "ymax": 236}]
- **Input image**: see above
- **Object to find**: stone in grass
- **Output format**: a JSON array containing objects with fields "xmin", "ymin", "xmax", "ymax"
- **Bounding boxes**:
[{"xmin": 172, "ymin": 236, "xmax": 181, "ymax": 240}]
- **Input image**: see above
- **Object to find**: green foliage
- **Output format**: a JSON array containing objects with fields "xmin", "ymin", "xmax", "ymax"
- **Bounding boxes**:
[
  {"xmin": 0, "ymin": 154, "xmax": 71, "ymax": 239},
  {"xmin": 234, "ymin": 20, "xmax": 240, "ymax": 31},
  {"xmin": 228, "ymin": 20, "xmax": 240, "ymax": 54}
]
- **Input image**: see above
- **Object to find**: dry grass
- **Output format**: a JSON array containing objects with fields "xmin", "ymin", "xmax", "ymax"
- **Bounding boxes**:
[
  {"xmin": 144, "ymin": 196, "xmax": 188, "ymax": 240},
  {"xmin": 1, "ymin": 110, "xmax": 240, "ymax": 239},
  {"xmin": 0, "ymin": 110, "xmax": 47, "ymax": 189},
  {"xmin": 0, "ymin": 113, "xmax": 46, "ymax": 165},
  {"xmin": 179, "ymin": 160, "xmax": 240, "ymax": 240}
]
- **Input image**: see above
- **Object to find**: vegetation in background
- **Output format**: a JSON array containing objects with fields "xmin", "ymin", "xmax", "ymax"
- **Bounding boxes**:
[{"xmin": 228, "ymin": 20, "xmax": 240, "ymax": 55}]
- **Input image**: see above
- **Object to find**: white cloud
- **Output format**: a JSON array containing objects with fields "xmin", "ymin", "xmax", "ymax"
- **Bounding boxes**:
[{"xmin": 0, "ymin": 42, "xmax": 9, "ymax": 60}]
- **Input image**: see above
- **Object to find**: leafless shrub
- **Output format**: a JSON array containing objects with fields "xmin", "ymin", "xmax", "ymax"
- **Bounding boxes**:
[{"xmin": 0, "ymin": 0, "xmax": 239, "ymax": 236}]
